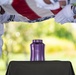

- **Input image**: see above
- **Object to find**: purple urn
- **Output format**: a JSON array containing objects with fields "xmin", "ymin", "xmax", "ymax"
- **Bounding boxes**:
[{"xmin": 30, "ymin": 39, "xmax": 45, "ymax": 61}]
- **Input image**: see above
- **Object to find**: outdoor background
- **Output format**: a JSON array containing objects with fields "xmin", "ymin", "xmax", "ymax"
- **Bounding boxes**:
[{"xmin": 0, "ymin": 18, "xmax": 76, "ymax": 75}]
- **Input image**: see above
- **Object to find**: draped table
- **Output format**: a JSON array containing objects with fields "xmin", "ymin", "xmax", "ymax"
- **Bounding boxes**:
[{"xmin": 6, "ymin": 61, "xmax": 75, "ymax": 75}]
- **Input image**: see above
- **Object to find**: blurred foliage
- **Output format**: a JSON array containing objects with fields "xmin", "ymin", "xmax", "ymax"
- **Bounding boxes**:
[
  {"xmin": 2, "ymin": 18, "xmax": 76, "ymax": 55},
  {"xmin": 0, "ymin": 18, "xmax": 76, "ymax": 74}
]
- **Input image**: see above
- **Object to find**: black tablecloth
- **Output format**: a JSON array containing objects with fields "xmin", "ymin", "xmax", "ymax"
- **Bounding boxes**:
[{"xmin": 6, "ymin": 61, "xmax": 75, "ymax": 75}]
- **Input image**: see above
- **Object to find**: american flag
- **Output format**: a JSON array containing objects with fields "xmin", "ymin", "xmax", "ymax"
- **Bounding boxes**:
[{"xmin": 1, "ymin": 0, "xmax": 62, "ymax": 22}]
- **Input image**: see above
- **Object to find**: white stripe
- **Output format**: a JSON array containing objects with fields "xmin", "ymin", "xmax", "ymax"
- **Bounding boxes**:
[
  {"xmin": 2, "ymin": 4, "xmax": 30, "ymax": 21},
  {"xmin": 2, "ymin": 5, "xmax": 18, "ymax": 15},
  {"xmin": 0, "ymin": 0, "xmax": 13, "ymax": 5},
  {"xmin": 26, "ymin": 0, "xmax": 54, "ymax": 17}
]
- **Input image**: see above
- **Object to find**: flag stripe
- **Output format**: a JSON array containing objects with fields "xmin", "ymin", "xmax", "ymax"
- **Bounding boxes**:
[
  {"xmin": 2, "ymin": 0, "xmax": 62, "ymax": 22},
  {"xmin": 51, "ymin": 7, "xmax": 62, "ymax": 15},
  {"xmin": 26, "ymin": 0, "xmax": 54, "ymax": 18},
  {"xmin": 12, "ymin": 0, "xmax": 41, "ymax": 20}
]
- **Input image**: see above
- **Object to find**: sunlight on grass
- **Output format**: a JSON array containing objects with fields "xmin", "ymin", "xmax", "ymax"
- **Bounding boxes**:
[
  {"xmin": 0, "ymin": 71, "xmax": 6, "ymax": 75},
  {"xmin": 0, "ymin": 59, "xmax": 6, "ymax": 70}
]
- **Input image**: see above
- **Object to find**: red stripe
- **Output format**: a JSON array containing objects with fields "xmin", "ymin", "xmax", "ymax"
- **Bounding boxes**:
[
  {"xmin": 51, "ymin": 7, "xmax": 62, "ymax": 15},
  {"xmin": 12, "ymin": 0, "xmax": 41, "ymax": 20}
]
